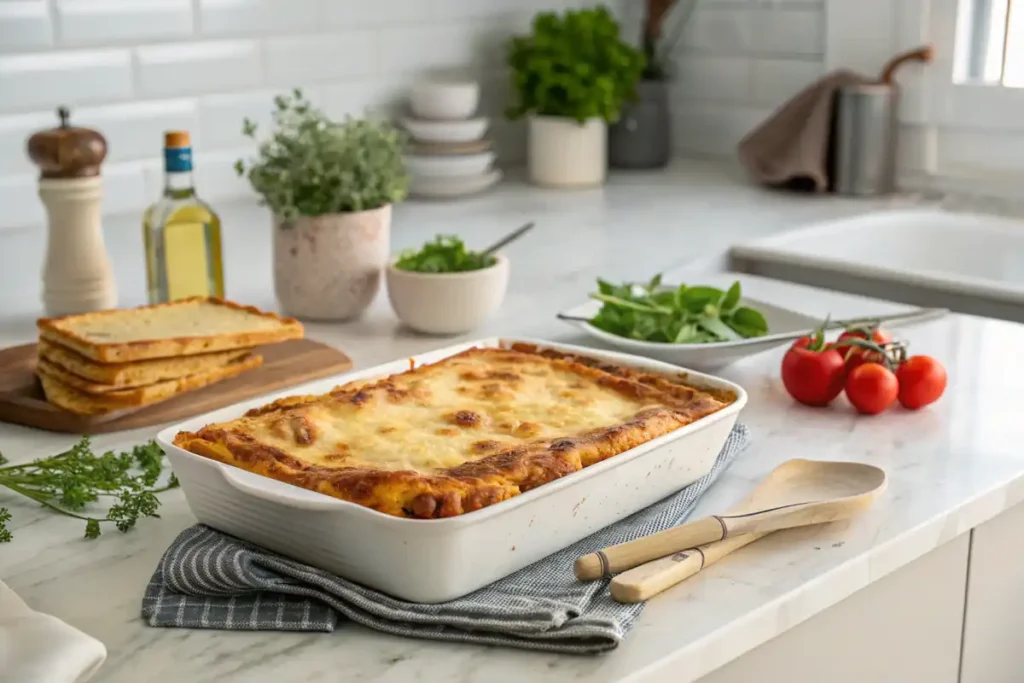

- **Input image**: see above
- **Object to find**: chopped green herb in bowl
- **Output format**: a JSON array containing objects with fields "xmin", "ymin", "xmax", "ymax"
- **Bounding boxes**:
[
  {"xmin": 394, "ymin": 235, "xmax": 496, "ymax": 274},
  {"xmin": 587, "ymin": 275, "xmax": 770, "ymax": 344}
]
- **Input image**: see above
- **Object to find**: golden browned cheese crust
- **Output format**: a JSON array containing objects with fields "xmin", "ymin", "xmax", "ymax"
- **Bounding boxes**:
[
  {"xmin": 37, "ymin": 297, "xmax": 303, "ymax": 363},
  {"xmin": 174, "ymin": 344, "xmax": 737, "ymax": 519}
]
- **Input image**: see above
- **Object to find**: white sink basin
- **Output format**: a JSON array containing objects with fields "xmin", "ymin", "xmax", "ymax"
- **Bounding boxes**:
[{"xmin": 729, "ymin": 208, "xmax": 1024, "ymax": 322}]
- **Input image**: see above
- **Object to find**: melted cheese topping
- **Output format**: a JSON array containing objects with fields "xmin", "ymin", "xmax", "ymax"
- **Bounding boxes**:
[{"xmin": 209, "ymin": 348, "xmax": 670, "ymax": 474}]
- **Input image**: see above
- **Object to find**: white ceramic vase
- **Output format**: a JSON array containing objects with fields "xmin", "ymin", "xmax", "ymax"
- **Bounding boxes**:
[
  {"xmin": 527, "ymin": 115, "xmax": 607, "ymax": 188},
  {"xmin": 272, "ymin": 205, "xmax": 390, "ymax": 322}
]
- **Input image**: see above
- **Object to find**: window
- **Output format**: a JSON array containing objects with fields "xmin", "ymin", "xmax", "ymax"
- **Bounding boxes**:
[
  {"xmin": 920, "ymin": 0, "xmax": 1024, "ymax": 132},
  {"xmin": 955, "ymin": 0, "xmax": 1023, "ymax": 86}
]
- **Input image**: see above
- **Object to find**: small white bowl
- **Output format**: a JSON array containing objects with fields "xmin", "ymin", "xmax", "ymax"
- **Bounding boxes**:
[
  {"xmin": 400, "ymin": 116, "xmax": 490, "ymax": 144},
  {"xmin": 410, "ymin": 81, "xmax": 480, "ymax": 120},
  {"xmin": 386, "ymin": 255, "xmax": 510, "ymax": 335},
  {"xmin": 403, "ymin": 151, "xmax": 496, "ymax": 178}
]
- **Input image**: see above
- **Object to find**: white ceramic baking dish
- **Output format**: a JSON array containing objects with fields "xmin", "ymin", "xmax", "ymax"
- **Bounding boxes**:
[{"xmin": 157, "ymin": 338, "xmax": 748, "ymax": 603}]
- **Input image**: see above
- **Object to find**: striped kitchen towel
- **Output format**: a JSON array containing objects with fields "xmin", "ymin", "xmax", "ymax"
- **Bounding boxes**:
[{"xmin": 142, "ymin": 423, "xmax": 749, "ymax": 655}]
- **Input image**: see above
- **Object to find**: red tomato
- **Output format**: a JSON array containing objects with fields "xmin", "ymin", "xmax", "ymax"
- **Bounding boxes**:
[
  {"xmin": 837, "ymin": 327, "xmax": 892, "ymax": 371},
  {"xmin": 844, "ymin": 362, "xmax": 899, "ymax": 415},
  {"xmin": 896, "ymin": 355, "xmax": 947, "ymax": 410},
  {"xmin": 781, "ymin": 337, "xmax": 848, "ymax": 406}
]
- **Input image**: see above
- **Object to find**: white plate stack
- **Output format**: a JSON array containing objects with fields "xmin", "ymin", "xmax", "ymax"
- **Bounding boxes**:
[{"xmin": 401, "ymin": 81, "xmax": 502, "ymax": 200}]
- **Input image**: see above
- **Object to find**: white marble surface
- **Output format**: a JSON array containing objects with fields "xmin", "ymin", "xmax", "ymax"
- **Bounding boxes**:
[{"xmin": 3, "ymin": 161, "xmax": 1021, "ymax": 682}]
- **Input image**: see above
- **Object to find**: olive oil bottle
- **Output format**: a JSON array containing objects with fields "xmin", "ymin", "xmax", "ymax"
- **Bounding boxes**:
[{"xmin": 143, "ymin": 131, "xmax": 224, "ymax": 303}]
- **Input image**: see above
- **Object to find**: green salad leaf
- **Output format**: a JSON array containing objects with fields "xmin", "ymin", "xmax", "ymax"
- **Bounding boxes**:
[
  {"xmin": 588, "ymin": 275, "xmax": 769, "ymax": 344},
  {"xmin": 394, "ymin": 235, "xmax": 496, "ymax": 274}
]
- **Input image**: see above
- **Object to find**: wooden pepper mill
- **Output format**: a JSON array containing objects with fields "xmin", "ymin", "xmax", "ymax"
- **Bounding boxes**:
[{"xmin": 26, "ymin": 106, "xmax": 118, "ymax": 316}]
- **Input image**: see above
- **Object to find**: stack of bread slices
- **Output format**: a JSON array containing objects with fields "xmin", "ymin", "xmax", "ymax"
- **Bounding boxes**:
[{"xmin": 34, "ymin": 297, "xmax": 304, "ymax": 415}]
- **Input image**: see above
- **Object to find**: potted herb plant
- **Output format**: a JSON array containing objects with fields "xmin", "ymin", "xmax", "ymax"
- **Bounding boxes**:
[
  {"xmin": 506, "ymin": 6, "xmax": 645, "ymax": 188},
  {"xmin": 609, "ymin": 0, "xmax": 697, "ymax": 169},
  {"xmin": 235, "ymin": 89, "xmax": 409, "ymax": 321}
]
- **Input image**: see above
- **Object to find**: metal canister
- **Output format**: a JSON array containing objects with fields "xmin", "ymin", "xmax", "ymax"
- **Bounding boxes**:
[{"xmin": 832, "ymin": 83, "xmax": 899, "ymax": 196}]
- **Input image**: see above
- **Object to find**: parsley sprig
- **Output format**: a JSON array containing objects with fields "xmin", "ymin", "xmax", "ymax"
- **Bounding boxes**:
[
  {"xmin": 394, "ymin": 235, "xmax": 496, "ymax": 273},
  {"xmin": 0, "ymin": 437, "xmax": 179, "ymax": 542}
]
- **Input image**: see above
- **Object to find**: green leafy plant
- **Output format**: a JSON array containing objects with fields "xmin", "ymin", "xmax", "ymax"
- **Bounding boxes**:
[
  {"xmin": 0, "ymin": 438, "xmax": 178, "ymax": 542},
  {"xmin": 235, "ymin": 89, "xmax": 410, "ymax": 222},
  {"xmin": 394, "ymin": 235, "xmax": 496, "ymax": 273},
  {"xmin": 588, "ymin": 275, "xmax": 769, "ymax": 344},
  {"xmin": 506, "ymin": 6, "xmax": 646, "ymax": 124},
  {"xmin": 640, "ymin": 0, "xmax": 698, "ymax": 81}
]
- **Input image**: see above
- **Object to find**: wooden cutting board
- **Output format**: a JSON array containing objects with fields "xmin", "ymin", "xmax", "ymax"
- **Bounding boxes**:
[{"xmin": 0, "ymin": 339, "xmax": 353, "ymax": 434}]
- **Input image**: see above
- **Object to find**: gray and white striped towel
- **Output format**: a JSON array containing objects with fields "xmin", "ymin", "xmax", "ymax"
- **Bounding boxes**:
[{"xmin": 142, "ymin": 423, "xmax": 749, "ymax": 654}]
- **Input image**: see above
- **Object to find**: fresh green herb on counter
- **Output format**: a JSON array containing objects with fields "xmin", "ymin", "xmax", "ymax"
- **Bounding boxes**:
[
  {"xmin": 394, "ymin": 235, "xmax": 497, "ymax": 274},
  {"xmin": 588, "ymin": 275, "xmax": 770, "ymax": 344},
  {"xmin": 0, "ymin": 438, "xmax": 179, "ymax": 543}
]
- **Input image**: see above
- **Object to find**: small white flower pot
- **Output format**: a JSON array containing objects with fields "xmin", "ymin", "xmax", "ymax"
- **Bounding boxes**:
[
  {"xmin": 527, "ymin": 115, "xmax": 608, "ymax": 189},
  {"xmin": 272, "ymin": 205, "xmax": 390, "ymax": 321}
]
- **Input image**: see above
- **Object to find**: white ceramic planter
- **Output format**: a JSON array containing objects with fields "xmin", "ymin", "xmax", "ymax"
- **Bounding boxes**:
[
  {"xmin": 527, "ymin": 115, "xmax": 607, "ymax": 188},
  {"xmin": 273, "ymin": 205, "xmax": 390, "ymax": 321},
  {"xmin": 386, "ymin": 255, "xmax": 510, "ymax": 335}
]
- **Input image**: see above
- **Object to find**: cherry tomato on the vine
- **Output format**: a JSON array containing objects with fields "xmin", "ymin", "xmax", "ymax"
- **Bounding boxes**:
[
  {"xmin": 781, "ymin": 336, "xmax": 847, "ymax": 406},
  {"xmin": 844, "ymin": 362, "xmax": 899, "ymax": 415},
  {"xmin": 837, "ymin": 327, "xmax": 893, "ymax": 371},
  {"xmin": 896, "ymin": 355, "xmax": 947, "ymax": 410}
]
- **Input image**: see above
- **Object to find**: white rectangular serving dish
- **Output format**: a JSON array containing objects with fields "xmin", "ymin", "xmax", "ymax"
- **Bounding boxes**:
[{"xmin": 158, "ymin": 337, "xmax": 747, "ymax": 603}]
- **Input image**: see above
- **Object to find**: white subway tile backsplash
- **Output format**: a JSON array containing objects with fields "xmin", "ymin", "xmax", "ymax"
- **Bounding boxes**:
[
  {"xmin": 0, "ymin": 1, "xmax": 51, "ymax": 52},
  {"xmin": 55, "ymin": 0, "xmax": 192, "ymax": 45},
  {"xmin": 0, "ymin": 174, "xmax": 41, "ymax": 229},
  {"xmin": 748, "ymin": 8, "xmax": 823, "ymax": 56},
  {"xmin": 672, "ymin": 56, "xmax": 751, "ymax": 104},
  {"xmin": 378, "ymin": 25, "xmax": 479, "ymax": 75},
  {"xmin": 327, "ymin": 0, "xmax": 432, "ymax": 29},
  {"xmin": 751, "ymin": 58, "xmax": 823, "ymax": 108},
  {"xmin": 135, "ymin": 41, "xmax": 260, "ymax": 98},
  {"xmin": 193, "ymin": 148, "xmax": 257, "ymax": 203},
  {"xmin": 75, "ymin": 99, "xmax": 199, "ymax": 162},
  {"xmin": 671, "ymin": 102, "xmax": 770, "ymax": 157},
  {"xmin": 263, "ymin": 33, "xmax": 376, "ymax": 85},
  {"xmin": 199, "ymin": 0, "xmax": 321, "ymax": 36},
  {"xmin": 199, "ymin": 88, "xmax": 323, "ymax": 149},
  {"xmin": 321, "ymin": 80, "xmax": 408, "ymax": 119},
  {"xmin": 0, "ymin": 50, "xmax": 132, "ymax": 112},
  {"xmin": 102, "ymin": 160, "xmax": 152, "ymax": 214},
  {"xmin": 680, "ymin": 7, "xmax": 752, "ymax": 54},
  {"xmin": 0, "ymin": 110, "xmax": 50, "ymax": 175}
]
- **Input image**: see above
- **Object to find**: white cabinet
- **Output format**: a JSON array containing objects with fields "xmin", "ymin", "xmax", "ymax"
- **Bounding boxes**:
[
  {"xmin": 698, "ymin": 533, "xmax": 969, "ymax": 683},
  {"xmin": 960, "ymin": 499, "xmax": 1024, "ymax": 683}
]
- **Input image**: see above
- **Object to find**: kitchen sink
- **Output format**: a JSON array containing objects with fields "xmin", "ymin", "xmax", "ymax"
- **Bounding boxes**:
[{"xmin": 728, "ymin": 208, "xmax": 1024, "ymax": 324}]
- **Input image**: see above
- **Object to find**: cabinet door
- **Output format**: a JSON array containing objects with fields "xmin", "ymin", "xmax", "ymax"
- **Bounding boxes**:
[
  {"xmin": 960, "ymin": 500, "xmax": 1024, "ymax": 683},
  {"xmin": 698, "ymin": 533, "xmax": 969, "ymax": 683}
]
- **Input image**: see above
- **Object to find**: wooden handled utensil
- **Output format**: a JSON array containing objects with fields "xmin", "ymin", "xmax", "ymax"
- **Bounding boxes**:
[
  {"xmin": 574, "ymin": 459, "xmax": 888, "ymax": 581},
  {"xmin": 610, "ymin": 532, "xmax": 769, "ymax": 604}
]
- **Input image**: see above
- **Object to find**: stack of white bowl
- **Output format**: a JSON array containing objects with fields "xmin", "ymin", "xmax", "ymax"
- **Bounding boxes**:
[{"xmin": 400, "ymin": 81, "xmax": 501, "ymax": 200}]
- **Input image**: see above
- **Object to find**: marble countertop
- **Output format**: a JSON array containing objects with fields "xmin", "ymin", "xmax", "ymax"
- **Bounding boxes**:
[{"xmin": 4, "ymin": 161, "xmax": 1021, "ymax": 682}]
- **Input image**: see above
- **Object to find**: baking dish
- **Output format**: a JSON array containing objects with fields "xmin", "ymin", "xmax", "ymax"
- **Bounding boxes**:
[{"xmin": 157, "ymin": 337, "xmax": 747, "ymax": 603}]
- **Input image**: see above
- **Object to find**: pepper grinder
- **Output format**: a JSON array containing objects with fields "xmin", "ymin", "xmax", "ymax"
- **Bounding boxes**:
[{"xmin": 27, "ymin": 106, "xmax": 117, "ymax": 316}]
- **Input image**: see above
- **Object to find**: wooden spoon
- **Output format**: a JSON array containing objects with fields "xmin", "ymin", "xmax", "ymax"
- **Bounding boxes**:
[{"xmin": 574, "ymin": 459, "xmax": 887, "ymax": 581}]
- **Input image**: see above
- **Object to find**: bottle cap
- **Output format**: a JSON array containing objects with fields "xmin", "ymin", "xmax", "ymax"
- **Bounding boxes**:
[
  {"xmin": 26, "ymin": 106, "xmax": 108, "ymax": 180},
  {"xmin": 165, "ymin": 130, "xmax": 191, "ymax": 149}
]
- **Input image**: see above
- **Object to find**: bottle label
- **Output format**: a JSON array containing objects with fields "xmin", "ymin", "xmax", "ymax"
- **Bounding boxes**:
[{"xmin": 165, "ymin": 146, "xmax": 193, "ymax": 173}]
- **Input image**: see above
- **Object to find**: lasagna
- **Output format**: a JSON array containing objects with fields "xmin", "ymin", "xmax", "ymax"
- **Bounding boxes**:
[{"xmin": 173, "ymin": 343, "xmax": 737, "ymax": 519}]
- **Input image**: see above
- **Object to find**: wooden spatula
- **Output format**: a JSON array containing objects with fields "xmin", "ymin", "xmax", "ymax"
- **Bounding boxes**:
[{"xmin": 574, "ymin": 459, "xmax": 887, "ymax": 581}]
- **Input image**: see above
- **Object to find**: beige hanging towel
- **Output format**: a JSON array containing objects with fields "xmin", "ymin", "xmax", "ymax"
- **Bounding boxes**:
[{"xmin": 737, "ymin": 69, "xmax": 872, "ymax": 192}]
